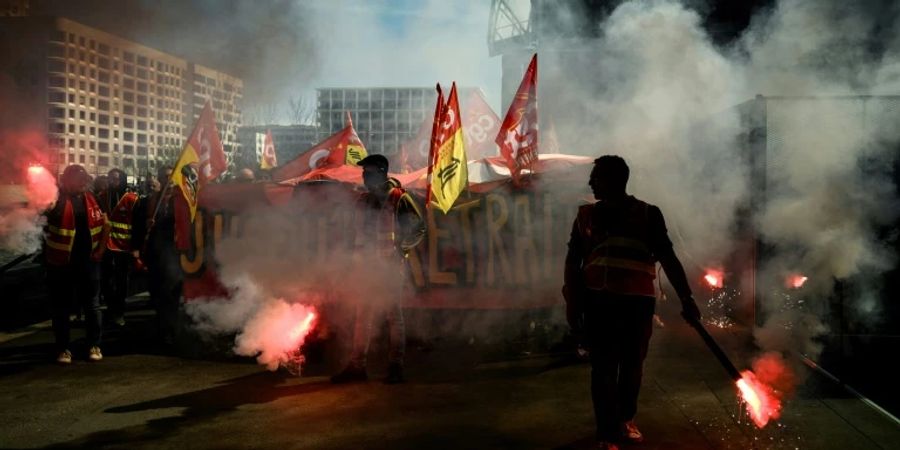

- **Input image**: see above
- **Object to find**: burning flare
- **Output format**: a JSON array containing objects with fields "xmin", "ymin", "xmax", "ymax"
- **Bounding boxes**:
[
  {"xmin": 234, "ymin": 301, "xmax": 319, "ymax": 371},
  {"xmin": 704, "ymin": 269, "xmax": 724, "ymax": 289},
  {"xmin": 736, "ymin": 370, "xmax": 782, "ymax": 428},
  {"xmin": 786, "ymin": 274, "xmax": 808, "ymax": 289}
]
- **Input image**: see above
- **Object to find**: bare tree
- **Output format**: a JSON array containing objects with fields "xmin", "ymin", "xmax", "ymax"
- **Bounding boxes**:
[{"xmin": 287, "ymin": 94, "xmax": 316, "ymax": 125}]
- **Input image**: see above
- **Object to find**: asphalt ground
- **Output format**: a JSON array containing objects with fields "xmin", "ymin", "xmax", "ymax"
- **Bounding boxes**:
[{"xmin": 0, "ymin": 295, "xmax": 898, "ymax": 450}]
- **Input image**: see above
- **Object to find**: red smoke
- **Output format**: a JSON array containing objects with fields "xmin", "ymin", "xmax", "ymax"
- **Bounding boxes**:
[{"xmin": 25, "ymin": 164, "xmax": 58, "ymax": 208}]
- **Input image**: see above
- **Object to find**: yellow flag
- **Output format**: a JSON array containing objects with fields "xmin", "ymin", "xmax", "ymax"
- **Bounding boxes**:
[
  {"xmin": 171, "ymin": 101, "xmax": 225, "ymax": 221},
  {"xmin": 344, "ymin": 110, "xmax": 367, "ymax": 165},
  {"xmin": 430, "ymin": 83, "xmax": 467, "ymax": 214}
]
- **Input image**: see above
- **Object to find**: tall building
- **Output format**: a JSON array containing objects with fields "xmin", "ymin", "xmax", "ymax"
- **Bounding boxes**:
[
  {"xmin": 0, "ymin": 16, "xmax": 243, "ymax": 177},
  {"xmin": 316, "ymin": 87, "xmax": 435, "ymax": 156},
  {"xmin": 236, "ymin": 124, "xmax": 319, "ymax": 170}
]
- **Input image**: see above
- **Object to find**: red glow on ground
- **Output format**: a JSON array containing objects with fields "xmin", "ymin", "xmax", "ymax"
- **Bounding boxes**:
[
  {"xmin": 787, "ymin": 274, "xmax": 808, "ymax": 289},
  {"xmin": 736, "ymin": 371, "xmax": 780, "ymax": 427},
  {"xmin": 704, "ymin": 270, "xmax": 724, "ymax": 289}
]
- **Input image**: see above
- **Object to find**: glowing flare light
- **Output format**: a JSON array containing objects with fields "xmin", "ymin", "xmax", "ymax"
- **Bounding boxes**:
[
  {"xmin": 24, "ymin": 164, "xmax": 58, "ymax": 208},
  {"xmin": 736, "ymin": 370, "xmax": 782, "ymax": 428},
  {"xmin": 787, "ymin": 274, "xmax": 808, "ymax": 289},
  {"xmin": 288, "ymin": 311, "xmax": 317, "ymax": 342},
  {"xmin": 704, "ymin": 270, "xmax": 724, "ymax": 289},
  {"xmin": 234, "ymin": 301, "xmax": 319, "ymax": 371},
  {"xmin": 686, "ymin": 319, "xmax": 784, "ymax": 429}
]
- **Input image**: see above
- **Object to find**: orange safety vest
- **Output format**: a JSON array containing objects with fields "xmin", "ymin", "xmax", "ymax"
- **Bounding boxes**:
[
  {"xmin": 44, "ymin": 193, "xmax": 106, "ymax": 266},
  {"xmin": 106, "ymin": 191, "xmax": 139, "ymax": 252},
  {"xmin": 576, "ymin": 197, "xmax": 657, "ymax": 297}
]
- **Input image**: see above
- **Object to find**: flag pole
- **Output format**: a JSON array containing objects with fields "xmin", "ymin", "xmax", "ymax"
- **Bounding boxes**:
[
  {"xmin": 425, "ymin": 83, "xmax": 444, "ymax": 210},
  {"xmin": 141, "ymin": 177, "xmax": 172, "ymax": 255}
]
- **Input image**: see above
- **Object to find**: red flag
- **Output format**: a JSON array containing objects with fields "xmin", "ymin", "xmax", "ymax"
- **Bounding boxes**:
[
  {"xmin": 271, "ymin": 114, "xmax": 367, "ymax": 182},
  {"xmin": 171, "ymin": 100, "xmax": 225, "ymax": 223},
  {"xmin": 261, "ymin": 129, "xmax": 277, "ymax": 169},
  {"xmin": 426, "ymin": 84, "xmax": 445, "ymax": 206},
  {"xmin": 462, "ymin": 89, "xmax": 501, "ymax": 160},
  {"xmin": 429, "ymin": 82, "xmax": 468, "ymax": 213},
  {"xmin": 496, "ymin": 54, "xmax": 538, "ymax": 181}
]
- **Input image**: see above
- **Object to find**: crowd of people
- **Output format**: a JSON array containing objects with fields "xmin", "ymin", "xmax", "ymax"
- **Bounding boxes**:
[
  {"xmin": 41, "ymin": 155, "xmax": 704, "ymax": 449},
  {"xmin": 43, "ymin": 164, "xmax": 183, "ymax": 364}
]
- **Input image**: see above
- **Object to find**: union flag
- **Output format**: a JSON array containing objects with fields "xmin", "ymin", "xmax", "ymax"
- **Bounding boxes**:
[
  {"xmin": 271, "ymin": 112, "xmax": 368, "ymax": 182},
  {"xmin": 171, "ymin": 100, "xmax": 226, "ymax": 222},
  {"xmin": 428, "ymin": 83, "xmax": 467, "ymax": 214},
  {"xmin": 260, "ymin": 129, "xmax": 277, "ymax": 169},
  {"xmin": 496, "ymin": 53, "xmax": 538, "ymax": 182}
]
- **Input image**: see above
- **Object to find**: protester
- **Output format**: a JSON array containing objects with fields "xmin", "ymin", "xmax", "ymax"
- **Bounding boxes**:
[
  {"xmin": 97, "ymin": 168, "xmax": 138, "ymax": 326},
  {"xmin": 44, "ymin": 165, "xmax": 108, "ymax": 363},
  {"xmin": 132, "ymin": 165, "xmax": 182, "ymax": 346},
  {"xmin": 331, "ymin": 154, "xmax": 426, "ymax": 384},
  {"xmin": 563, "ymin": 155, "xmax": 701, "ymax": 450}
]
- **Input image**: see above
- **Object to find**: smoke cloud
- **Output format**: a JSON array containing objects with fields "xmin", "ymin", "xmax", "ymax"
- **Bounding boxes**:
[
  {"xmin": 25, "ymin": 0, "xmax": 896, "ymax": 382},
  {"xmin": 1, "ymin": 74, "xmax": 58, "ymax": 259},
  {"xmin": 30, "ymin": 0, "xmax": 501, "ymax": 119},
  {"xmin": 184, "ymin": 186, "xmax": 409, "ymax": 370},
  {"xmin": 538, "ymin": 0, "xmax": 900, "ymax": 388}
]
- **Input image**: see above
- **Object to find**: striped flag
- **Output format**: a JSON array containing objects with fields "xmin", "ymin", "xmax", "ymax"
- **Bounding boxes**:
[{"xmin": 429, "ymin": 82, "xmax": 467, "ymax": 214}]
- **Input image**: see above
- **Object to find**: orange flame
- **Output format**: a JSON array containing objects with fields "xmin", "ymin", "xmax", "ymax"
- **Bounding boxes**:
[
  {"xmin": 736, "ymin": 370, "xmax": 782, "ymax": 428},
  {"xmin": 704, "ymin": 270, "xmax": 724, "ymax": 289}
]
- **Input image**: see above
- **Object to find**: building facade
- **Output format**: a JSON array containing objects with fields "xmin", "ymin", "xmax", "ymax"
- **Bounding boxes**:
[
  {"xmin": 236, "ymin": 124, "xmax": 319, "ymax": 170},
  {"xmin": 0, "ymin": 16, "xmax": 243, "ymax": 178},
  {"xmin": 316, "ymin": 87, "xmax": 435, "ymax": 157}
]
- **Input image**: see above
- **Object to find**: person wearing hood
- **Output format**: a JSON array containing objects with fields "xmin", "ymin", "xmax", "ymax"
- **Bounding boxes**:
[{"xmin": 44, "ymin": 164, "xmax": 109, "ymax": 363}]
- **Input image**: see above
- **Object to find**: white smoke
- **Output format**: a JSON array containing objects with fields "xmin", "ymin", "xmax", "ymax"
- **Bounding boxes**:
[
  {"xmin": 536, "ymin": 0, "xmax": 899, "ymax": 375},
  {"xmin": 182, "ymin": 0, "xmax": 900, "ymax": 377},
  {"xmin": 184, "ymin": 187, "xmax": 406, "ymax": 370},
  {"xmin": 0, "ymin": 138, "xmax": 58, "ymax": 259}
]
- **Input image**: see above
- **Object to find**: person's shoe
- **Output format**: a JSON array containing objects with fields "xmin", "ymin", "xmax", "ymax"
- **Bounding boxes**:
[
  {"xmin": 88, "ymin": 346, "xmax": 103, "ymax": 362},
  {"xmin": 383, "ymin": 363, "xmax": 405, "ymax": 384},
  {"xmin": 56, "ymin": 350, "xmax": 72, "ymax": 365},
  {"xmin": 621, "ymin": 420, "xmax": 643, "ymax": 442},
  {"xmin": 330, "ymin": 365, "xmax": 367, "ymax": 384},
  {"xmin": 592, "ymin": 441, "xmax": 619, "ymax": 450}
]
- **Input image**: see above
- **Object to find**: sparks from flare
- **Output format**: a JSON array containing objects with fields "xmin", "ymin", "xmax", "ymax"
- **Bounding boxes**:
[{"xmin": 736, "ymin": 370, "xmax": 782, "ymax": 428}]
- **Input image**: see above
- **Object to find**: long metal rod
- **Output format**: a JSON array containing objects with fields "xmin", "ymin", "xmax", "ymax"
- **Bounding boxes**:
[{"xmin": 686, "ymin": 318, "xmax": 742, "ymax": 381}]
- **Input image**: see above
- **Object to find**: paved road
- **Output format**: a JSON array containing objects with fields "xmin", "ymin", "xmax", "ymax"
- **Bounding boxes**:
[{"xmin": 1, "ymin": 297, "xmax": 897, "ymax": 449}]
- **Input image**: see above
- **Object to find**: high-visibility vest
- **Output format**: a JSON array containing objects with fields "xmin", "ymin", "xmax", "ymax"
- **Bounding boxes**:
[
  {"xmin": 576, "ymin": 197, "xmax": 657, "ymax": 297},
  {"xmin": 106, "ymin": 191, "xmax": 139, "ymax": 252},
  {"xmin": 357, "ymin": 180, "xmax": 407, "ymax": 258},
  {"xmin": 44, "ymin": 193, "xmax": 106, "ymax": 266}
]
